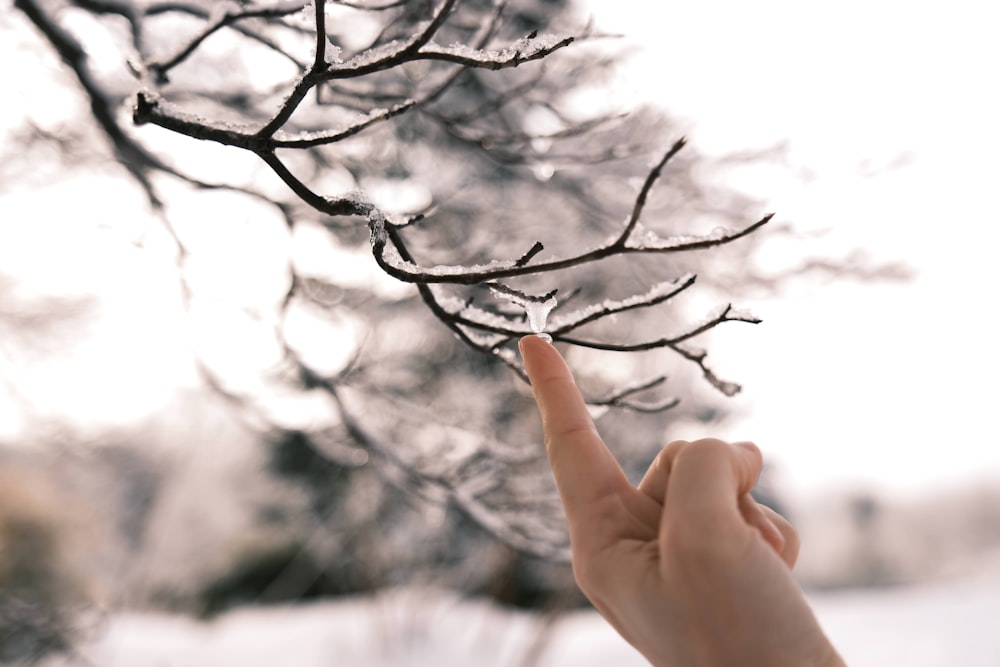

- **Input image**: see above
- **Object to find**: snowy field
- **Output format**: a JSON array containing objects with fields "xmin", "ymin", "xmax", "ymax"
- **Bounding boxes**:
[
  {"xmin": 815, "ymin": 572, "xmax": 1000, "ymax": 667},
  {"xmin": 56, "ymin": 568, "xmax": 1000, "ymax": 667}
]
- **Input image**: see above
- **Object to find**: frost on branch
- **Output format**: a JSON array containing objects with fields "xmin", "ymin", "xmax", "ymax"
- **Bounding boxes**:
[
  {"xmin": 119, "ymin": 0, "xmax": 770, "ymax": 412},
  {"xmin": 417, "ymin": 33, "xmax": 575, "ymax": 69}
]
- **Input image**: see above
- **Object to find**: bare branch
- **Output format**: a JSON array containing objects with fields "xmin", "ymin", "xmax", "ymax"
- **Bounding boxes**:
[
  {"xmin": 15, "ymin": 0, "xmax": 165, "ymax": 205},
  {"xmin": 251, "ymin": 0, "xmax": 460, "ymax": 138},
  {"xmin": 271, "ymin": 99, "xmax": 418, "ymax": 148},
  {"xmin": 514, "ymin": 241, "xmax": 544, "ymax": 267},
  {"xmin": 370, "ymin": 209, "xmax": 773, "ymax": 285},
  {"xmin": 585, "ymin": 377, "xmax": 681, "ymax": 414},
  {"xmin": 615, "ymin": 137, "xmax": 687, "ymax": 245},
  {"xmin": 548, "ymin": 275, "xmax": 696, "ymax": 334},
  {"xmin": 329, "ymin": 0, "xmax": 409, "ymax": 9},
  {"xmin": 413, "ymin": 34, "xmax": 575, "ymax": 70},
  {"xmin": 147, "ymin": 1, "xmax": 308, "ymax": 81},
  {"xmin": 556, "ymin": 304, "xmax": 760, "ymax": 396}
]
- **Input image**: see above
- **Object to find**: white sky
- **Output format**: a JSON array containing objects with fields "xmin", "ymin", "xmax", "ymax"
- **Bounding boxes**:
[
  {"xmin": 583, "ymin": 0, "xmax": 1000, "ymax": 497},
  {"xmin": 2, "ymin": 1, "xmax": 998, "ymax": 498}
]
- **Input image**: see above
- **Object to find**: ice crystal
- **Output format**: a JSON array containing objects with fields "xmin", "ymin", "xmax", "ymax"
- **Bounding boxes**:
[
  {"xmin": 525, "ymin": 297, "xmax": 557, "ymax": 334},
  {"xmin": 489, "ymin": 285, "xmax": 558, "ymax": 337}
]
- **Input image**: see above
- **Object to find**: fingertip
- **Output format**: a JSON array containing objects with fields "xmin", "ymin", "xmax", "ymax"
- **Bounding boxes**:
[
  {"xmin": 519, "ymin": 333, "xmax": 553, "ymax": 355},
  {"xmin": 519, "ymin": 334, "xmax": 564, "ymax": 381},
  {"xmin": 517, "ymin": 334, "xmax": 537, "ymax": 360}
]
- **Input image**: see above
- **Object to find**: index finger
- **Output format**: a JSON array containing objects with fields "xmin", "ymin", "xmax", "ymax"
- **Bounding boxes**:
[{"xmin": 519, "ymin": 335, "xmax": 630, "ymax": 516}]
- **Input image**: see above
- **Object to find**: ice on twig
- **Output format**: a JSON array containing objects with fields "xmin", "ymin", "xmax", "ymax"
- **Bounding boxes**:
[
  {"xmin": 488, "ymin": 283, "xmax": 558, "ymax": 339},
  {"xmin": 525, "ymin": 298, "xmax": 557, "ymax": 333}
]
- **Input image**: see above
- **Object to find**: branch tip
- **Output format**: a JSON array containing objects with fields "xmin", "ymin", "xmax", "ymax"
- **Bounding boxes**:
[{"xmin": 514, "ymin": 241, "xmax": 544, "ymax": 267}]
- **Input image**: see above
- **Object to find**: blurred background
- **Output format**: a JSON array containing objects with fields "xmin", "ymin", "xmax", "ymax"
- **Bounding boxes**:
[{"xmin": 2, "ymin": 0, "xmax": 999, "ymax": 665}]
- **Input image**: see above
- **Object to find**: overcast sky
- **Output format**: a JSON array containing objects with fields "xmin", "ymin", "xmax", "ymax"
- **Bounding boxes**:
[{"xmin": 583, "ymin": 0, "xmax": 1000, "ymax": 497}]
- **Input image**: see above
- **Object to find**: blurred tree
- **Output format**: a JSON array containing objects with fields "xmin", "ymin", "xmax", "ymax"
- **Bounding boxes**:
[
  {"xmin": 6, "ymin": 0, "xmax": 902, "ymax": 620},
  {"xmin": 0, "ymin": 463, "xmax": 93, "ymax": 663}
]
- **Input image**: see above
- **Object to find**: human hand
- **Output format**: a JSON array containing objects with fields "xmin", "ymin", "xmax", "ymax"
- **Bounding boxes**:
[{"xmin": 519, "ymin": 335, "xmax": 845, "ymax": 667}]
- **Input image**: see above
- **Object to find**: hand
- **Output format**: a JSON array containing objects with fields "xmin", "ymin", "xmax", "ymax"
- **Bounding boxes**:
[{"xmin": 519, "ymin": 335, "xmax": 845, "ymax": 667}]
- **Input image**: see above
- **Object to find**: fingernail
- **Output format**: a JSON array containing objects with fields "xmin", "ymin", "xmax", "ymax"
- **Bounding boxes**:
[{"xmin": 519, "ymin": 335, "xmax": 552, "ymax": 357}]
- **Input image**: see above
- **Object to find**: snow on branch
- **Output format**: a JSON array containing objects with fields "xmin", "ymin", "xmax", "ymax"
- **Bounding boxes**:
[
  {"xmin": 413, "ymin": 34, "xmax": 575, "ymax": 70},
  {"xmin": 547, "ymin": 275, "xmax": 696, "ymax": 333},
  {"xmin": 81, "ymin": 0, "xmax": 769, "ymax": 410},
  {"xmin": 317, "ymin": 0, "xmax": 460, "ymax": 79},
  {"xmin": 623, "ymin": 216, "xmax": 773, "ymax": 252},
  {"xmin": 368, "ymin": 212, "xmax": 771, "ymax": 285},
  {"xmin": 271, "ymin": 99, "xmax": 418, "ymax": 148}
]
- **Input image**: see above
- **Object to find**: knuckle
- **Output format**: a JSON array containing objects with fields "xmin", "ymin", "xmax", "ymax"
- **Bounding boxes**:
[
  {"xmin": 655, "ymin": 439, "xmax": 688, "ymax": 465},
  {"xmin": 673, "ymin": 437, "xmax": 750, "ymax": 479},
  {"xmin": 686, "ymin": 437, "xmax": 732, "ymax": 456}
]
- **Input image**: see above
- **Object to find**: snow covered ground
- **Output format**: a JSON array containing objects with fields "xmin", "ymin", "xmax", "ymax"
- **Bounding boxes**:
[
  {"xmin": 814, "ymin": 568, "xmax": 1000, "ymax": 667},
  {"xmin": 57, "ymin": 567, "xmax": 1000, "ymax": 667}
]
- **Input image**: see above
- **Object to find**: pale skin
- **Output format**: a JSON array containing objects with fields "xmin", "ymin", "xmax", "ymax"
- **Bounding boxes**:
[{"xmin": 518, "ymin": 335, "xmax": 847, "ymax": 667}]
